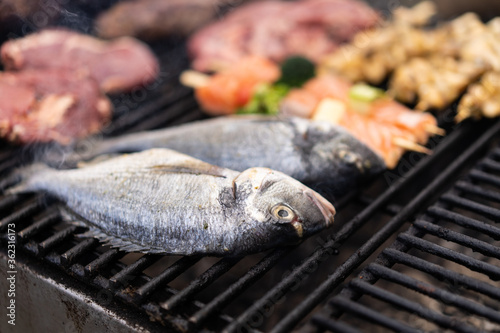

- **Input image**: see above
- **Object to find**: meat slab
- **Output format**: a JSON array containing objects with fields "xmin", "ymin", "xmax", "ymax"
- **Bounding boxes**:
[
  {"xmin": 1, "ymin": 29, "xmax": 159, "ymax": 93},
  {"xmin": 95, "ymin": 0, "xmax": 222, "ymax": 41},
  {"xmin": 0, "ymin": 69, "xmax": 112, "ymax": 144},
  {"xmin": 188, "ymin": 0, "xmax": 380, "ymax": 72}
]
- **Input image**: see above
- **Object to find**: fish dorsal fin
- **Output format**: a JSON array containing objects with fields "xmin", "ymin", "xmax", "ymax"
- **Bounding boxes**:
[
  {"xmin": 147, "ymin": 160, "xmax": 230, "ymax": 178},
  {"xmin": 97, "ymin": 149, "xmax": 233, "ymax": 178}
]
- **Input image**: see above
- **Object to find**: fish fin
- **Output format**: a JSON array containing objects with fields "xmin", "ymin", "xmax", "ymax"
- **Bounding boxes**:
[
  {"xmin": 76, "ymin": 154, "xmax": 119, "ymax": 168},
  {"xmin": 147, "ymin": 161, "xmax": 229, "ymax": 178},
  {"xmin": 58, "ymin": 206, "xmax": 165, "ymax": 253},
  {"xmin": 77, "ymin": 228, "xmax": 166, "ymax": 253},
  {"xmin": 2, "ymin": 163, "xmax": 52, "ymax": 194}
]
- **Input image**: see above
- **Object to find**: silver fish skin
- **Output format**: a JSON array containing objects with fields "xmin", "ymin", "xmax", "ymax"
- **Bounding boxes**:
[
  {"xmin": 65, "ymin": 116, "xmax": 386, "ymax": 193},
  {"xmin": 11, "ymin": 148, "xmax": 335, "ymax": 256}
]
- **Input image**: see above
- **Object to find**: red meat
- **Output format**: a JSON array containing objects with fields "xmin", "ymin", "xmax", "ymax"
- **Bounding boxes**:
[
  {"xmin": 188, "ymin": 0, "xmax": 380, "ymax": 72},
  {"xmin": 1, "ymin": 29, "xmax": 159, "ymax": 94},
  {"xmin": 0, "ymin": 69, "xmax": 112, "ymax": 144}
]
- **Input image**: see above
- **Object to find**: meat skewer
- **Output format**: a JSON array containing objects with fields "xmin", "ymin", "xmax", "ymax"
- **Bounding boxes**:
[{"xmin": 280, "ymin": 76, "xmax": 443, "ymax": 169}]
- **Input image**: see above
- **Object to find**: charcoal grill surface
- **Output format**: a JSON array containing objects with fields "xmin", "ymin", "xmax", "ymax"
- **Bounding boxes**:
[{"xmin": 1, "ymin": 2, "xmax": 500, "ymax": 333}]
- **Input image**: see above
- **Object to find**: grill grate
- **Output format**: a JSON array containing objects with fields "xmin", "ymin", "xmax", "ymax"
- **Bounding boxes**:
[
  {"xmin": 1, "ymin": 95, "xmax": 500, "ymax": 332},
  {"xmin": 308, "ymin": 119, "xmax": 500, "ymax": 333}
]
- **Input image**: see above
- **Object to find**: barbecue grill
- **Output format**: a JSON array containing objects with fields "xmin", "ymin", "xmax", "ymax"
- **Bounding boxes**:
[{"xmin": 1, "ymin": 1, "xmax": 500, "ymax": 332}]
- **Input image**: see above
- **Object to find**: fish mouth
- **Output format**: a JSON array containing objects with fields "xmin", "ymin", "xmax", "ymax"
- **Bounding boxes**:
[{"xmin": 304, "ymin": 190, "xmax": 336, "ymax": 227}]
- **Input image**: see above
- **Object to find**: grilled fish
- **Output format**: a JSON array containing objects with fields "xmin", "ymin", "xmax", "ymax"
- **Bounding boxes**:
[
  {"xmin": 10, "ymin": 148, "xmax": 336, "ymax": 256},
  {"xmin": 60, "ymin": 116, "xmax": 385, "ymax": 196}
]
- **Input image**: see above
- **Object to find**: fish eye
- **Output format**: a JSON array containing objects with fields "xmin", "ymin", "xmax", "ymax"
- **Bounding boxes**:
[{"xmin": 271, "ymin": 204, "xmax": 295, "ymax": 222}]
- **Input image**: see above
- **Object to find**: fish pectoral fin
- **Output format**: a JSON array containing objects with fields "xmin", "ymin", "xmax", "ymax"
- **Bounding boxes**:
[
  {"xmin": 77, "ymin": 227, "xmax": 166, "ymax": 254},
  {"xmin": 59, "ymin": 206, "xmax": 165, "ymax": 254},
  {"xmin": 147, "ymin": 162, "xmax": 228, "ymax": 178}
]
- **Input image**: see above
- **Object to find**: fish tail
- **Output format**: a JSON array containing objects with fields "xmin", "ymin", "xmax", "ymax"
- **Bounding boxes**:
[{"xmin": 2, "ymin": 163, "xmax": 53, "ymax": 194}]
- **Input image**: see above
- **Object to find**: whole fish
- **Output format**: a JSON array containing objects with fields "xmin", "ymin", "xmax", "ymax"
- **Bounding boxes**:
[
  {"xmin": 59, "ymin": 116, "xmax": 385, "ymax": 195},
  {"xmin": 10, "ymin": 148, "xmax": 335, "ymax": 256}
]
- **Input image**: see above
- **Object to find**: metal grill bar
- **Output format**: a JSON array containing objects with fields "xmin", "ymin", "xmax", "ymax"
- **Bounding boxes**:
[
  {"xmin": 0, "ymin": 194, "xmax": 22, "ymax": 210},
  {"xmin": 60, "ymin": 237, "xmax": 99, "ymax": 267},
  {"xmin": 397, "ymin": 233, "xmax": 500, "ymax": 280},
  {"xmin": 349, "ymin": 277, "xmax": 479, "ymax": 333},
  {"xmin": 17, "ymin": 209, "xmax": 59, "ymax": 240},
  {"xmin": 0, "ymin": 194, "xmax": 46, "ymax": 230},
  {"xmin": 382, "ymin": 248, "xmax": 500, "ymax": 300},
  {"xmin": 310, "ymin": 316, "xmax": 362, "ymax": 333},
  {"xmin": 0, "ymin": 152, "xmax": 22, "ymax": 177},
  {"xmin": 84, "ymin": 249, "xmax": 122, "ymax": 278},
  {"xmin": 427, "ymin": 206, "xmax": 500, "ymax": 239},
  {"xmin": 160, "ymin": 257, "xmax": 241, "ymax": 311},
  {"xmin": 124, "ymin": 98, "xmax": 200, "ymax": 133},
  {"xmin": 455, "ymin": 181, "xmax": 500, "ymax": 204},
  {"xmin": 108, "ymin": 254, "xmax": 160, "ymax": 289},
  {"xmin": 413, "ymin": 219, "xmax": 500, "ymax": 259},
  {"xmin": 226, "ymin": 124, "xmax": 470, "ymax": 333},
  {"xmin": 479, "ymin": 158, "xmax": 500, "ymax": 172},
  {"xmin": 366, "ymin": 263, "xmax": 500, "ymax": 325},
  {"xmin": 269, "ymin": 121, "xmax": 497, "ymax": 333},
  {"xmin": 470, "ymin": 169, "xmax": 500, "ymax": 188},
  {"xmin": 441, "ymin": 193, "xmax": 500, "ymax": 221},
  {"xmin": 38, "ymin": 225, "xmax": 78, "ymax": 255},
  {"xmin": 132, "ymin": 255, "xmax": 201, "ymax": 302},
  {"xmin": 189, "ymin": 248, "xmax": 289, "ymax": 328},
  {"xmin": 105, "ymin": 86, "xmax": 194, "ymax": 135},
  {"xmin": 326, "ymin": 296, "xmax": 422, "ymax": 333}
]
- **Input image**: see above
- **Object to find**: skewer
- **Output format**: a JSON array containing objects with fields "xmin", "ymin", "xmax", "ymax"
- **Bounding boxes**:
[
  {"xmin": 393, "ymin": 137, "xmax": 432, "ymax": 154},
  {"xmin": 179, "ymin": 70, "xmax": 210, "ymax": 88},
  {"xmin": 424, "ymin": 124, "xmax": 446, "ymax": 136}
]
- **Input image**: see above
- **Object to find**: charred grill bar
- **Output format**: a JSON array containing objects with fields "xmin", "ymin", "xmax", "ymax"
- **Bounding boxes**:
[
  {"xmin": 1, "ymin": 95, "xmax": 500, "ymax": 332},
  {"xmin": 308, "ymin": 119, "xmax": 500, "ymax": 332}
]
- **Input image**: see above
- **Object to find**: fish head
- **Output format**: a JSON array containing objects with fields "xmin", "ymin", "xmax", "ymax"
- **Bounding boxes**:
[
  {"xmin": 232, "ymin": 167, "xmax": 335, "ymax": 248},
  {"xmin": 295, "ymin": 119, "xmax": 386, "ymax": 194}
]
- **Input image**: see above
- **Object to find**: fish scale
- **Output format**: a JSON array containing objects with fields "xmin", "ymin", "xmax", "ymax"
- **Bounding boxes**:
[
  {"xmin": 10, "ymin": 148, "xmax": 336, "ymax": 256},
  {"xmin": 57, "ymin": 116, "xmax": 385, "ymax": 199}
]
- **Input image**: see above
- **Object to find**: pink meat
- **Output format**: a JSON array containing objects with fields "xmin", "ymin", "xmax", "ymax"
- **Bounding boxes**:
[
  {"xmin": 0, "ymin": 29, "xmax": 159, "ymax": 93},
  {"xmin": 188, "ymin": 0, "xmax": 380, "ymax": 72},
  {"xmin": 0, "ymin": 69, "xmax": 112, "ymax": 144}
]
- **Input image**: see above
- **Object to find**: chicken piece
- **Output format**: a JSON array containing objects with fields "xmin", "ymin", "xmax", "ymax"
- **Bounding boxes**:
[
  {"xmin": 1, "ymin": 29, "xmax": 159, "ymax": 94},
  {"xmin": 389, "ymin": 56, "xmax": 485, "ymax": 111},
  {"xmin": 0, "ymin": 69, "xmax": 112, "ymax": 145},
  {"xmin": 318, "ymin": 1, "xmax": 441, "ymax": 84},
  {"xmin": 457, "ymin": 71, "xmax": 500, "ymax": 121}
]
